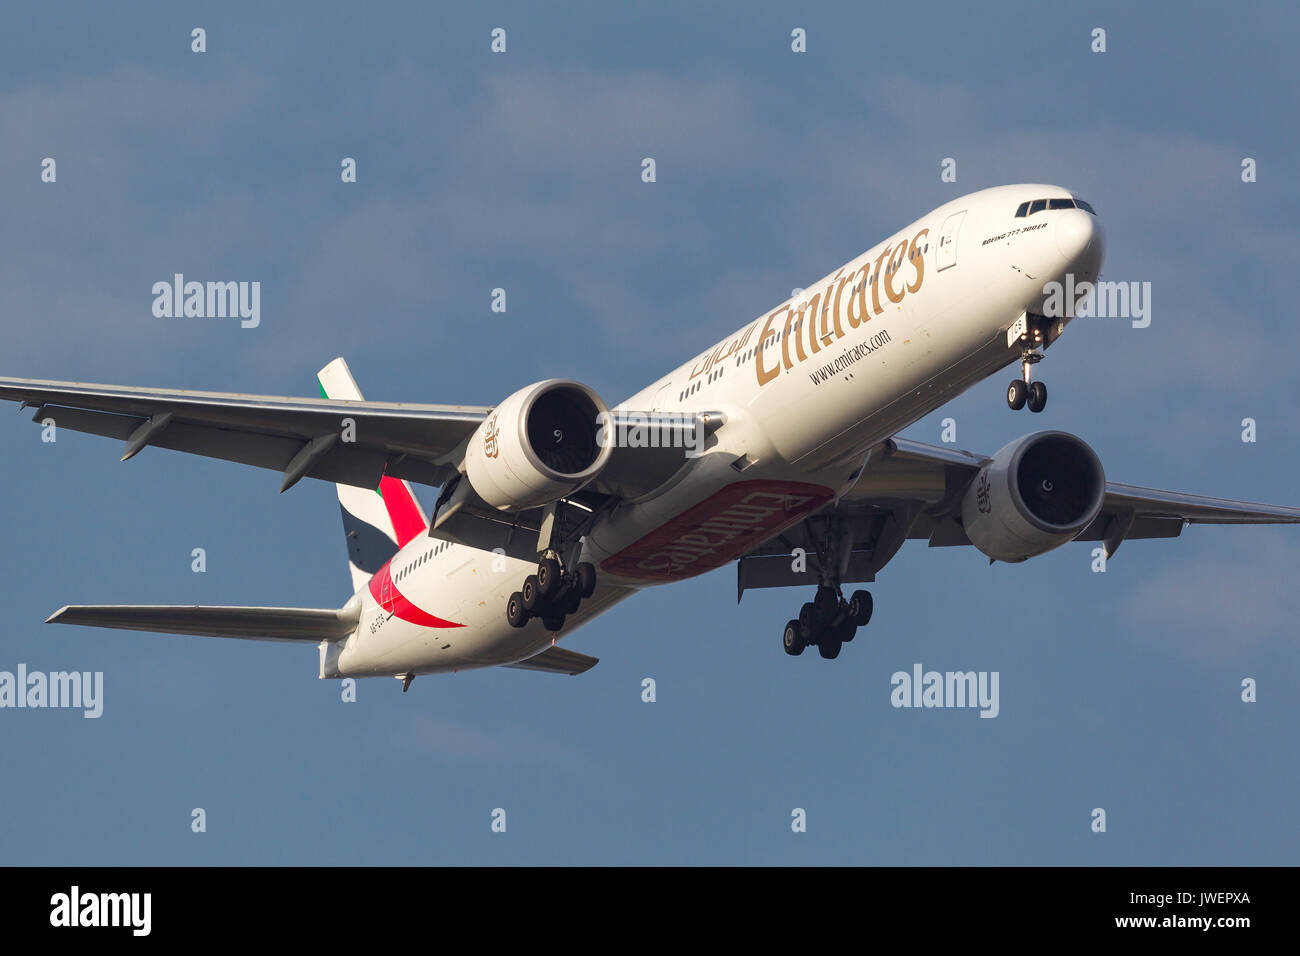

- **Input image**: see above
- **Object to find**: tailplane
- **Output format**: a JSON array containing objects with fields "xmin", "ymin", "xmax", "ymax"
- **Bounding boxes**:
[{"xmin": 47, "ymin": 604, "xmax": 359, "ymax": 642}]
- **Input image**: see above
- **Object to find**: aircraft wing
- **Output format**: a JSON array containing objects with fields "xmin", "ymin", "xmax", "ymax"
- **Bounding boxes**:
[
  {"xmin": 0, "ymin": 374, "xmax": 706, "ymax": 500},
  {"xmin": 0, "ymin": 374, "xmax": 492, "ymax": 491},
  {"xmin": 737, "ymin": 435, "xmax": 1300, "ymax": 598}
]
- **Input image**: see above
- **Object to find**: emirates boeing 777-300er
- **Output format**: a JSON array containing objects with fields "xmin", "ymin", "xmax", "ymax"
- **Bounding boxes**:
[{"xmin": 4, "ymin": 184, "xmax": 1297, "ymax": 687}]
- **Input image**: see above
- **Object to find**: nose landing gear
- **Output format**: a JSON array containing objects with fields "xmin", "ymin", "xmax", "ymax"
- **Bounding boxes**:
[
  {"xmin": 1008, "ymin": 350, "xmax": 1048, "ymax": 413},
  {"xmin": 1007, "ymin": 315, "xmax": 1049, "ymax": 413}
]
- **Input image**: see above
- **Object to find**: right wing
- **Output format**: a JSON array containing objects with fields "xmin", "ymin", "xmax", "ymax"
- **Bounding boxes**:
[{"xmin": 0, "ymin": 374, "xmax": 491, "ymax": 492}]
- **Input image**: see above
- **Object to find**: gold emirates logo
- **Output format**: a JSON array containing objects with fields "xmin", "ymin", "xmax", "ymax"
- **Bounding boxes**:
[
  {"xmin": 686, "ymin": 227, "xmax": 931, "ymax": 388},
  {"xmin": 483, "ymin": 414, "xmax": 501, "ymax": 459}
]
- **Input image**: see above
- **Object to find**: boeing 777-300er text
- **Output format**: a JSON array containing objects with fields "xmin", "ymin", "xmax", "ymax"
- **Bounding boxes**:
[{"xmin": 4, "ymin": 184, "xmax": 1297, "ymax": 687}]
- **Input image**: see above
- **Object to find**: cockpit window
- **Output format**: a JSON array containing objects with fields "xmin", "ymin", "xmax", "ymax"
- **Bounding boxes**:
[{"xmin": 1018, "ymin": 197, "xmax": 1096, "ymax": 217}]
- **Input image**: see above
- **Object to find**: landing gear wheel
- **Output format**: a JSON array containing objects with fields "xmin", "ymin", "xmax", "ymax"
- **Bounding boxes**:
[
  {"xmin": 537, "ymin": 557, "xmax": 562, "ymax": 597},
  {"xmin": 1007, "ymin": 379, "xmax": 1028, "ymax": 410},
  {"xmin": 576, "ymin": 562, "xmax": 597, "ymax": 599},
  {"xmin": 813, "ymin": 586, "xmax": 839, "ymax": 624},
  {"xmin": 798, "ymin": 602, "xmax": 817, "ymax": 640},
  {"xmin": 817, "ymin": 636, "xmax": 842, "ymax": 660},
  {"xmin": 1027, "ymin": 380, "xmax": 1047, "ymax": 413},
  {"xmin": 783, "ymin": 620, "xmax": 806, "ymax": 656},
  {"xmin": 541, "ymin": 610, "xmax": 566, "ymax": 632},
  {"xmin": 848, "ymin": 589, "xmax": 873, "ymax": 627},
  {"xmin": 835, "ymin": 618, "xmax": 857, "ymax": 644},
  {"xmin": 521, "ymin": 574, "xmax": 543, "ymax": 612},
  {"xmin": 563, "ymin": 586, "xmax": 582, "ymax": 615},
  {"xmin": 506, "ymin": 592, "xmax": 529, "ymax": 628}
]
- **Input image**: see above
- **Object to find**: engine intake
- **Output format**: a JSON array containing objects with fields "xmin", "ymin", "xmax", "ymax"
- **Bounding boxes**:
[
  {"xmin": 464, "ymin": 380, "xmax": 612, "ymax": 511},
  {"xmin": 960, "ymin": 431, "xmax": 1105, "ymax": 562}
]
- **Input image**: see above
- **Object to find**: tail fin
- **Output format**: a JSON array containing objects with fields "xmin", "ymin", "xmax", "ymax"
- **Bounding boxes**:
[{"xmin": 317, "ymin": 358, "xmax": 429, "ymax": 590}]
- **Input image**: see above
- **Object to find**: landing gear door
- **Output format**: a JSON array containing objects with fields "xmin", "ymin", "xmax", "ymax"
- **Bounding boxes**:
[{"xmin": 936, "ymin": 210, "xmax": 966, "ymax": 272}]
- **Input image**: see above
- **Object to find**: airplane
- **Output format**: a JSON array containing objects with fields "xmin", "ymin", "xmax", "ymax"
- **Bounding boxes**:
[{"xmin": 4, "ymin": 183, "xmax": 1298, "ymax": 689}]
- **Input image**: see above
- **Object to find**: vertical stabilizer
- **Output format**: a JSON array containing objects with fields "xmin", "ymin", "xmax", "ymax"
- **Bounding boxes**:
[{"xmin": 317, "ymin": 358, "xmax": 429, "ymax": 590}]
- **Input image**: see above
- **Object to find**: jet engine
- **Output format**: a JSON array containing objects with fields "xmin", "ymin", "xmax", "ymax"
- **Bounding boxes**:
[
  {"xmin": 463, "ymin": 379, "xmax": 612, "ymax": 511},
  {"xmin": 960, "ymin": 431, "xmax": 1106, "ymax": 562}
]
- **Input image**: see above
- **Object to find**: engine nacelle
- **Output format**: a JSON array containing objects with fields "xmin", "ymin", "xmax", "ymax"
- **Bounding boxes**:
[
  {"xmin": 960, "ymin": 431, "xmax": 1106, "ymax": 563},
  {"xmin": 464, "ymin": 379, "xmax": 612, "ymax": 511}
]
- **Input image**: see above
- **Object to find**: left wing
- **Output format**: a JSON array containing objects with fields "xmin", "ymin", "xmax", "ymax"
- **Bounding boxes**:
[{"xmin": 737, "ymin": 436, "xmax": 1300, "ymax": 598}]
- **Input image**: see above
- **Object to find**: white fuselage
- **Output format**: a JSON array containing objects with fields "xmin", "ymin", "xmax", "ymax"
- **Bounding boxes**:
[{"xmin": 325, "ymin": 184, "xmax": 1104, "ymax": 679}]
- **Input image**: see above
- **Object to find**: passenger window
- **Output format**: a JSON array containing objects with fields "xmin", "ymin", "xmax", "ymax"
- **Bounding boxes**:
[{"xmin": 1014, "ymin": 201, "xmax": 1030, "ymax": 218}]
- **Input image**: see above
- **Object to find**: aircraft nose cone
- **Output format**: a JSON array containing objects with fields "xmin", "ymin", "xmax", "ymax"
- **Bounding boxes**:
[{"xmin": 1055, "ymin": 208, "xmax": 1100, "ymax": 265}]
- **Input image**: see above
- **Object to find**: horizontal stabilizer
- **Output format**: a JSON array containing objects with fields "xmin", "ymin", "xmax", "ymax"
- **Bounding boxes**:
[
  {"xmin": 503, "ymin": 645, "xmax": 598, "ymax": 676},
  {"xmin": 47, "ymin": 604, "xmax": 360, "ymax": 643}
]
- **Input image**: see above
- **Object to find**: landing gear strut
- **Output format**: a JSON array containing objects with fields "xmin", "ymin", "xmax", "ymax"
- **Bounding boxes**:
[{"xmin": 1007, "ymin": 316, "xmax": 1048, "ymax": 413}]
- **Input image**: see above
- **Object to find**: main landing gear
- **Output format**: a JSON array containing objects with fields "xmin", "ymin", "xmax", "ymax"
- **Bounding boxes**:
[
  {"xmin": 506, "ymin": 554, "xmax": 597, "ymax": 633},
  {"xmin": 782, "ymin": 586, "xmax": 873, "ymax": 659},
  {"xmin": 783, "ymin": 513, "xmax": 874, "ymax": 659}
]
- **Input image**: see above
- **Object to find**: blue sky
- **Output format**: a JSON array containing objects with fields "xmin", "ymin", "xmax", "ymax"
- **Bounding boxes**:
[{"xmin": 1, "ymin": 0, "xmax": 1297, "ymax": 864}]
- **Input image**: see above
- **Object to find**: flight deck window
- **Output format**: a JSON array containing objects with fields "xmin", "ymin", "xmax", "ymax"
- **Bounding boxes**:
[
  {"xmin": 1073, "ymin": 198, "xmax": 1096, "ymax": 215},
  {"xmin": 1014, "ymin": 201, "xmax": 1030, "ymax": 217},
  {"xmin": 1049, "ymin": 198, "xmax": 1075, "ymax": 210},
  {"xmin": 1029, "ymin": 199, "xmax": 1047, "ymax": 215}
]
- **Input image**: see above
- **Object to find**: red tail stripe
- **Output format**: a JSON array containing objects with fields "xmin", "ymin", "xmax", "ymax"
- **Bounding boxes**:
[
  {"xmin": 379, "ymin": 475, "xmax": 427, "ymax": 547},
  {"xmin": 368, "ymin": 564, "xmax": 464, "ymax": 629}
]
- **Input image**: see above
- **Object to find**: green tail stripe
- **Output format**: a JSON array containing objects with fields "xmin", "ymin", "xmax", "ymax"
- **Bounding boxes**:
[{"xmin": 318, "ymin": 376, "xmax": 383, "ymax": 497}]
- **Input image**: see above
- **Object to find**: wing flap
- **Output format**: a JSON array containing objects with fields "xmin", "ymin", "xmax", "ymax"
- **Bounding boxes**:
[{"xmin": 46, "ymin": 604, "xmax": 360, "ymax": 643}]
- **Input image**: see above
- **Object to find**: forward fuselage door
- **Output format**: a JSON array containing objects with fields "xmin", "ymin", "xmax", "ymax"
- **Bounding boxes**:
[{"xmin": 936, "ymin": 210, "xmax": 966, "ymax": 272}]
